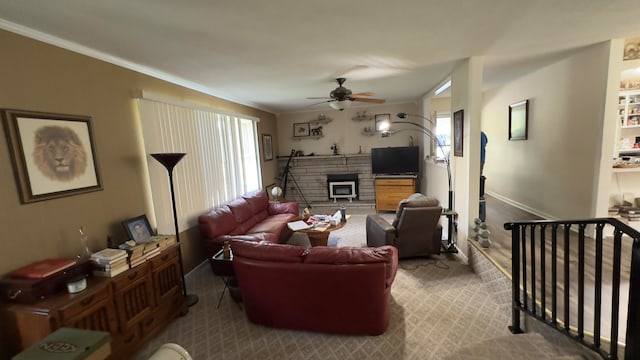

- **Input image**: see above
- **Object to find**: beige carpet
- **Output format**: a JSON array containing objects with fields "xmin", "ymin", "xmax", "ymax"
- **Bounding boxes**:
[{"xmin": 133, "ymin": 252, "xmax": 516, "ymax": 359}]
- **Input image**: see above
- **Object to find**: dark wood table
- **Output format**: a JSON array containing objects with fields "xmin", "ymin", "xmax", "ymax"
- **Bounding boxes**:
[{"xmin": 210, "ymin": 248, "xmax": 241, "ymax": 308}]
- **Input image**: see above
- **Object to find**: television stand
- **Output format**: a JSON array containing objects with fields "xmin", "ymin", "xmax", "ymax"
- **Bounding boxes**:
[{"xmin": 374, "ymin": 175, "xmax": 417, "ymax": 212}]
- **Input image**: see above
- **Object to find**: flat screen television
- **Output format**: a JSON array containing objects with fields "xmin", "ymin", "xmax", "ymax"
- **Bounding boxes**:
[{"xmin": 371, "ymin": 146, "xmax": 419, "ymax": 175}]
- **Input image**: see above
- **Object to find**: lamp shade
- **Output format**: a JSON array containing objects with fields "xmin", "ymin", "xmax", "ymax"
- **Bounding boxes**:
[{"xmin": 150, "ymin": 153, "xmax": 186, "ymax": 172}]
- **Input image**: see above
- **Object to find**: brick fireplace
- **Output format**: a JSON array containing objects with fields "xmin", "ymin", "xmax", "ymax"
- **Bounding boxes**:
[{"xmin": 276, "ymin": 154, "xmax": 374, "ymax": 206}]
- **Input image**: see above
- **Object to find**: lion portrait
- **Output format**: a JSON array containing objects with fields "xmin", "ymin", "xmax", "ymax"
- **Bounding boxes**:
[{"xmin": 32, "ymin": 125, "xmax": 87, "ymax": 182}]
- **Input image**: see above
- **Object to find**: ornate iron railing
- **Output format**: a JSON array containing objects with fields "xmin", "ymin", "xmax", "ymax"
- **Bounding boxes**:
[{"xmin": 504, "ymin": 218, "xmax": 640, "ymax": 359}]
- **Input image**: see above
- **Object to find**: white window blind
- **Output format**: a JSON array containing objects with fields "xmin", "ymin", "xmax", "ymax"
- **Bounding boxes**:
[
  {"xmin": 137, "ymin": 96, "xmax": 261, "ymax": 234},
  {"xmin": 435, "ymin": 112, "xmax": 451, "ymax": 161}
]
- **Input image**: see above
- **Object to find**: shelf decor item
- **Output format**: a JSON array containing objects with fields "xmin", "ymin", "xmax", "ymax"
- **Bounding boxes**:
[
  {"xmin": 509, "ymin": 100, "xmax": 529, "ymax": 141},
  {"xmin": 149, "ymin": 152, "xmax": 199, "ymax": 307},
  {"xmin": 1, "ymin": 109, "xmax": 103, "ymax": 203}
]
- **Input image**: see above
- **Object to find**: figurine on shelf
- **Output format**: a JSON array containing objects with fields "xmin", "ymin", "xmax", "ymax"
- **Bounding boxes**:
[
  {"xmin": 310, "ymin": 126, "xmax": 323, "ymax": 136},
  {"xmin": 331, "ymin": 143, "xmax": 338, "ymax": 155}
]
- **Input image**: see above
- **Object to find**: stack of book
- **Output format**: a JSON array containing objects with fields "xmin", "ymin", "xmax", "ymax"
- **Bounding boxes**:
[
  {"xmin": 90, "ymin": 248, "xmax": 128, "ymax": 277},
  {"xmin": 127, "ymin": 244, "xmax": 146, "ymax": 268},
  {"xmin": 151, "ymin": 235, "xmax": 177, "ymax": 250},
  {"xmin": 616, "ymin": 205, "xmax": 640, "ymax": 221},
  {"xmin": 143, "ymin": 242, "xmax": 161, "ymax": 260}
]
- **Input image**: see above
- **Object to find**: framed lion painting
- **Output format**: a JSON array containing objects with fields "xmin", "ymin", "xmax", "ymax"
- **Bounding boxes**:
[{"xmin": 1, "ymin": 109, "xmax": 103, "ymax": 203}]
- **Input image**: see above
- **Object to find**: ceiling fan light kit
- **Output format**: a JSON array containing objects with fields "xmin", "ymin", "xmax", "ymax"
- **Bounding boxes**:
[{"xmin": 308, "ymin": 78, "xmax": 385, "ymax": 110}]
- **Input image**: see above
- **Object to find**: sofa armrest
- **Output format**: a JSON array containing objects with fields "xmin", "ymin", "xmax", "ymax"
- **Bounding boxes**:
[
  {"xmin": 268, "ymin": 201, "xmax": 299, "ymax": 216},
  {"xmin": 366, "ymin": 215, "xmax": 395, "ymax": 248}
]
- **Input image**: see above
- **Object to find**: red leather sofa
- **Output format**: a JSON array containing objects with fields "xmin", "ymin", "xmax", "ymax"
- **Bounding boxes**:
[
  {"xmin": 198, "ymin": 189, "xmax": 299, "ymax": 258},
  {"xmin": 230, "ymin": 240, "xmax": 399, "ymax": 335}
]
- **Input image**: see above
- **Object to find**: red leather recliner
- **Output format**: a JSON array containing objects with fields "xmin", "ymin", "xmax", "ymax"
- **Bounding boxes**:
[{"xmin": 231, "ymin": 240, "xmax": 399, "ymax": 335}]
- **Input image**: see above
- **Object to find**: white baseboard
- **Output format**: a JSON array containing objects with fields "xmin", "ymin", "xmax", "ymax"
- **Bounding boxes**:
[{"xmin": 486, "ymin": 191, "xmax": 557, "ymax": 220}]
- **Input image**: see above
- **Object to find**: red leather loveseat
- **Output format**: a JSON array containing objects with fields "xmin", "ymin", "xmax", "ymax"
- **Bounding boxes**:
[
  {"xmin": 198, "ymin": 189, "xmax": 299, "ymax": 259},
  {"xmin": 230, "ymin": 240, "xmax": 399, "ymax": 335}
]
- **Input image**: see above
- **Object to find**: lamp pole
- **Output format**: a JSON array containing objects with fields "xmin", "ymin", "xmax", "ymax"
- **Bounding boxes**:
[
  {"xmin": 381, "ymin": 113, "xmax": 457, "ymax": 253},
  {"xmin": 150, "ymin": 153, "xmax": 199, "ymax": 307}
]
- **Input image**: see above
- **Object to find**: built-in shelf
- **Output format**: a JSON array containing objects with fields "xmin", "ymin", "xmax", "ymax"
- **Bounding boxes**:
[
  {"xmin": 361, "ymin": 130, "xmax": 381, "ymax": 137},
  {"xmin": 352, "ymin": 111, "xmax": 374, "ymax": 122},
  {"xmin": 292, "ymin": 135, "xmax": 323, "ymax": 141},
  {"xmin": 613, "ymin": 167, "xmax": 640, "ymax": 173}
]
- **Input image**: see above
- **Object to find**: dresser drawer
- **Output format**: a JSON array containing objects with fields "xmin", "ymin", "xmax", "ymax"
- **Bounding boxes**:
[
  {"xmin": 111, "ymin": 264, "xmax": 149, "ymax": 292},
  {"xmin": 58, "ymin": 283, "xmax": 111, "ymax": 321},
  {"xmin": 375, "ymin": 179, "xmax": 415, "ymax": 187},
  {"xmin": 150, "ymin": 246, "xmax": 178, "ymax": 270}
]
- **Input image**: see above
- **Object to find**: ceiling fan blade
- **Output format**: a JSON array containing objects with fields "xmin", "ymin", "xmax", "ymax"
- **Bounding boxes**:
[
  {"xmin": 351, "ymin": 97, "xmax": 385, "ymax": 104},
  {"xmin": 350, "ymin": 92, "xmax": 376, "ymax": 98},
  {"xmin": 305, "ymin": 99, "xmax": 334, "ymax": 107},
  {"xmin": 307, "ymin": 97, "xmax": 332, "ymax": 100}
]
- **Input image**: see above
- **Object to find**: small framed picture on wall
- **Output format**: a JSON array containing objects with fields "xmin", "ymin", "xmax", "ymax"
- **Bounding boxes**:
[
  {"xmin": 293, "ymin": 123, "xmax": 310, "ymax": 137},
  {"xmin": 509, "ymin": 100, "xmax": 529, "ymax": 141},
  {"xmin": 453, "ymin": 109, "xmax": 464, "ymax": 157},
  {"xmin": 262, "ymin": 134, "xmax": 273, "ymax": 161},
  {"xmin": 374, "ymin": 113, "xmax": 390, "ymax": 132}
]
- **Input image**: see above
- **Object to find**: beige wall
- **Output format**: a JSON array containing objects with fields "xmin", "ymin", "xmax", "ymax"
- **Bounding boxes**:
[
  {"xmin": 276, "ymin": 103, "xmax": 420, "ymax": 159},
  {"xmin": 0, "ymin": 29, "xmax": 277, "ymax": 276},
  {"xmin": 481, "ymin": 43, "xmax": 610, "ymax": 219}
]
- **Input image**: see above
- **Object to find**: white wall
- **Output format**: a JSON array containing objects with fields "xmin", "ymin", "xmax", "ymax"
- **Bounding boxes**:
[
  {"xmin": 451, "ymin": 57, "xmax": 484, "ymax": 257},
  {"xmin": 481, "ymin": 43, "xmax": 611, "ymax": 219}
]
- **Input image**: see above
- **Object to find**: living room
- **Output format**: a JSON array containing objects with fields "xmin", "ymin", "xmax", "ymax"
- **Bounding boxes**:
[{"xmin": 0, "ymin": 3, "xmax": 639, "ymax": 358}]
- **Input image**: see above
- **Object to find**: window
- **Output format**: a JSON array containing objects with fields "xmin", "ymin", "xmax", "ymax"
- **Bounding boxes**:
[
  {"xmin": 435, "ymin": 112, "xmax": 451, "ymax": 161},
  {"xmin": 137, "ymin": 96, "xmax": 261, "ymax": 234}
]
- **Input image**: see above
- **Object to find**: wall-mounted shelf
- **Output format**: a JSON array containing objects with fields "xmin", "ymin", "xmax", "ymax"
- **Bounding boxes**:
[
  {"xmin": 361, "ymin": 130, "xmax": 381, "ymax": 137},
  {"xmin": 309, "ymin": 114, "xmax": 333, "ymax": 125},
  {"xmin": 292, "ymin": 135, "xmax": 324, "ymax": 141}
]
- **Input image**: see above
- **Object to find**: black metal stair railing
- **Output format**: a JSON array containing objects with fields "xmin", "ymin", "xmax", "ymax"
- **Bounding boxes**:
[{"xmin": 504, "ymin": 218, "xmax": 640, "ymax": 360}]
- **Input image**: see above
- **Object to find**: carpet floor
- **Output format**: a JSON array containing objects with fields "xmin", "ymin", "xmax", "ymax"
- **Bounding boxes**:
[{"xmin": 132, "ymin": 231, "xmax": 516, "ymax": 359}]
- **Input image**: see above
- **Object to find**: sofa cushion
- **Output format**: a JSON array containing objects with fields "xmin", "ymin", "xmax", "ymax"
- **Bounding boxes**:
[
  {"xmin": 243, "ymin": 189, "xmax": 269, "ymax": 213},
  {"xmin": 305, "ymin": 246, "xmax": 398, "ymax": 288},
  {"xmin": 247, "ymin": 215, "xmax": 291, "ymax": 235},
  {"xmin": 198, "ymin": 206, "xmax": 237, "ymax": 239},
  {"xmin": 216, "ymin": 232, "xmax": 278, "ymax": 244},
  {"xmin": 243, "ymin": 190, "xmax": 270, "ymax": 223},
  {"xmin": 231, "ymin": 240, "xmax": 305, "ymax": 263},
  {"xmin": 304, "ymin": 246, "xmax": 395, "ymax": 265},
  {"xmin": 227, "ymin": 198, "xmax": 255, "ymax": 223}
]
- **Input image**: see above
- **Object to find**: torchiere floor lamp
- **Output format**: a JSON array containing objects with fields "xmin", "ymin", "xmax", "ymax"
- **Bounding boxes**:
[
  {"xmin": 379, "ymin": 113, "xmax": 457, "ymax": 253},
  {"xmin": 150, "ymin": 153, "xmax": 199, "ymax": 307}
]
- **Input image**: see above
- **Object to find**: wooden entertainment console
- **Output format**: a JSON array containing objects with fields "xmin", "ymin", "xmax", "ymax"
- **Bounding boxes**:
[
  {"xmin": 375, "ymin": 176, "xmax": 417, "ymax": 211},
  {"xmin": 2, "ymin": 244, "xmax": 187, "ymax": 359}
]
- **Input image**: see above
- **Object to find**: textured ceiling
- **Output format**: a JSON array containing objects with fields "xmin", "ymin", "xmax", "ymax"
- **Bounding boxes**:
[{"xmin": 1, "ymin": 0, "xmax": 640, "ymax": 114}]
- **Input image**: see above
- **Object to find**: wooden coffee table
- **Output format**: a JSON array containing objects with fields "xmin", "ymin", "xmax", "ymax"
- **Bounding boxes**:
[{"xmin": 297, "ymin": 221, "xmax": 346, "ymax": 247}]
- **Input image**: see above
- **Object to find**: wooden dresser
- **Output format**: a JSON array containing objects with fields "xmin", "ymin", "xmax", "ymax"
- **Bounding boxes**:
[
  {"xmin": 375, "ymin": 176, "xmax": 417, "ymax": 211},
  {"xmin": 2, "ymin": 244, "xmax": 187, "ymax": 359}
]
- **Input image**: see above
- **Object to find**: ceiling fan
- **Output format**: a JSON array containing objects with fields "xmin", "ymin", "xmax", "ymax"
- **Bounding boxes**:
[{"xmin": 307, "ymin": 78, "xmax": 385, "ymax": 110}]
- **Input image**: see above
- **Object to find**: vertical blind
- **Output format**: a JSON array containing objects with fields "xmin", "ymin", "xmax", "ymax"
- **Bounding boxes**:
[{"xmin": 137, "ymin": 96, "xmax": 261, "ymax": 234}]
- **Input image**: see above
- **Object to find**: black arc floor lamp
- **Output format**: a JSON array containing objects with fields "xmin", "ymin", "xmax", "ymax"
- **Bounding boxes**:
[
  {"xmin": 150, "ymin": 152, "xmax": 199, "ymax": 307},
  {"xmin": 380, "ymin": 113, "xmax": 457, "ymax": 253}
]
